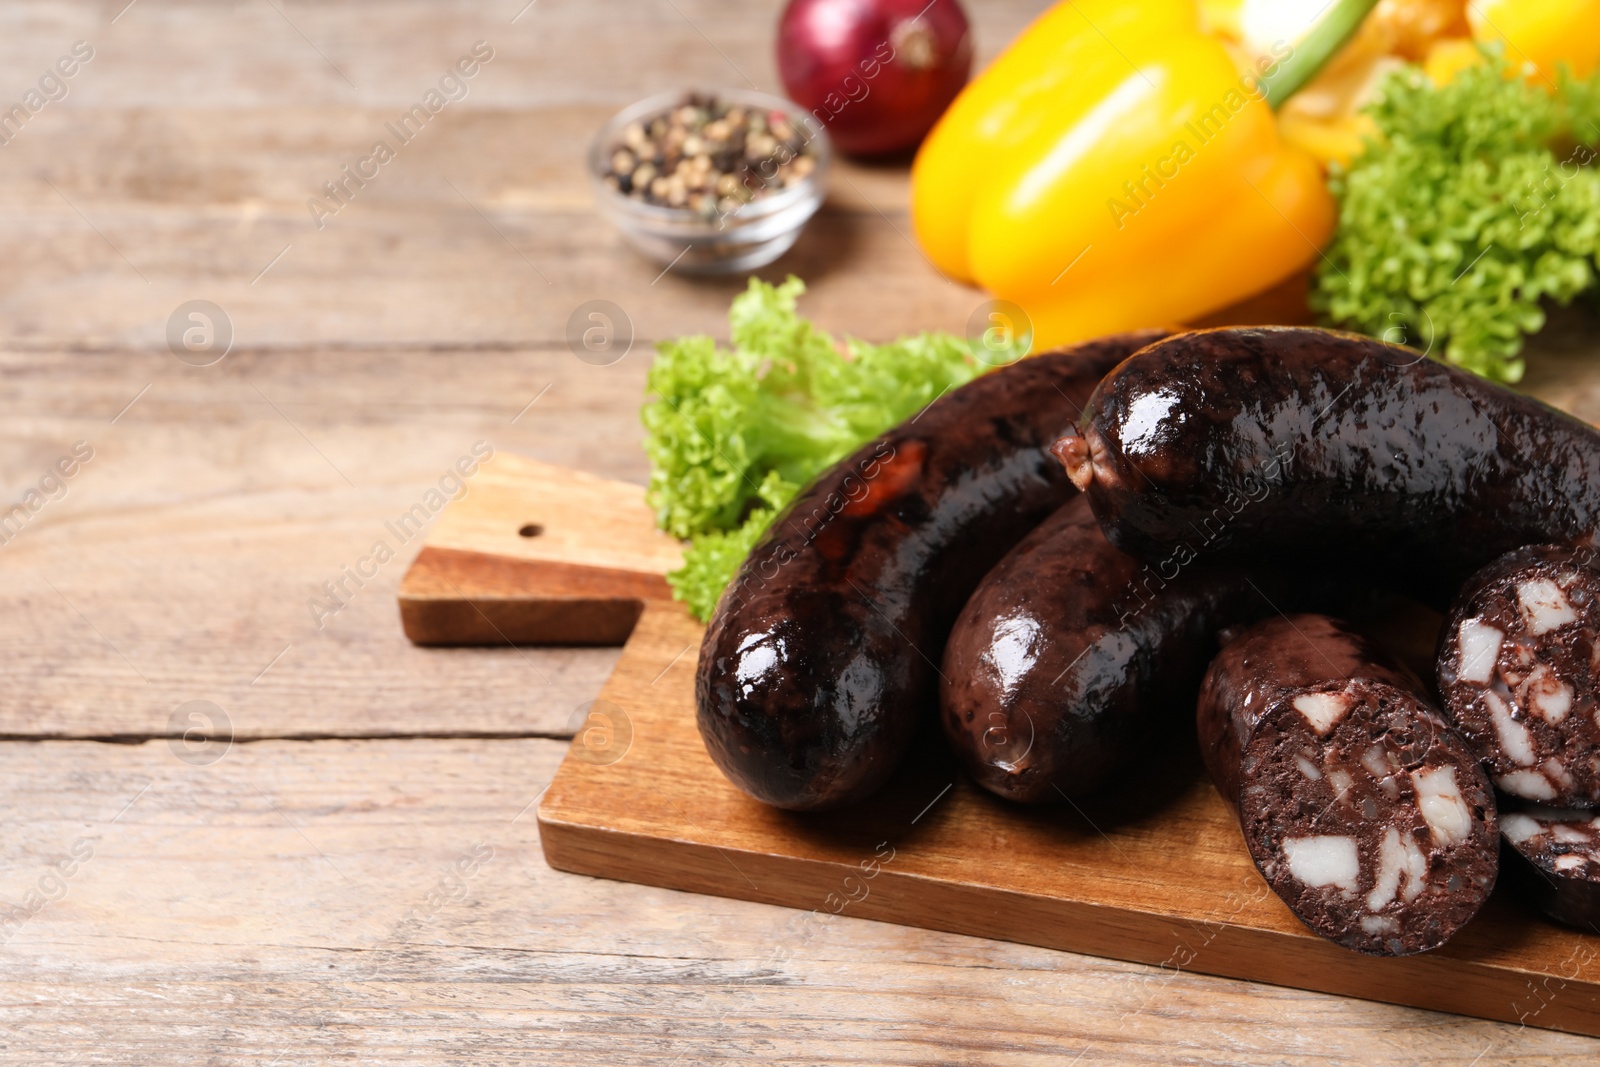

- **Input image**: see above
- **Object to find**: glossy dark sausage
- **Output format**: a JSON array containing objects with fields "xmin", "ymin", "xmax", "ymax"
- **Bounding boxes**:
[
  {"xmin": 1198, "ymin": 614, "xmax": 1498, "ymax": 956},
  {"xmin": 696, "ymin": 331, "xmax": 1167, "ymax": 810},
  {"xmin": 1437, "ymin": 544, "xmax": 1600, "ymax": 807},
  {"xmin": 1053, "ymin": 326, "xmax": 1600, "ymax": 601},
  {"xmin": 941, "ymin": 495, "xmax": 1318, "ymax": 803}
]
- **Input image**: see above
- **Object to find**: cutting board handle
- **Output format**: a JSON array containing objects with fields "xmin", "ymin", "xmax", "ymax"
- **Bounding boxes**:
[{"xmin": 398, "ymin": 454, "xmax": 683, "ymax": 646}]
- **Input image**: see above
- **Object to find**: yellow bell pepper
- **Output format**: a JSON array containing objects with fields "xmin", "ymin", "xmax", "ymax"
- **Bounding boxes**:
[
  {"xmin": 911, "ymin": 0, "xmax": 1201, "ymax": 284},
  {"xmin": 1205, "ymin": 0, "xmax": 1464, "ymax": 167},
  {"xmin": 1467, "ymin": 0, "xmax": 1600, "ymax": 81},
  {"xmin": 1424, "ymin": 36, "xmax": 1486, "ymax": 84},
  {"xmin": 1204, "ymin": 0, "xmax": 1466, "ymax": 63},
  {"xmin": 912, "ymin": 0, "xmax": 1343, "ymax": 347}
]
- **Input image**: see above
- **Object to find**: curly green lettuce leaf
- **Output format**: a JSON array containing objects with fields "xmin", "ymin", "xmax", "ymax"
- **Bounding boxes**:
[
  {"xmin": 664, "ymin": 471, "xmax": 794, "ymax": 620},
  {"xmin": 1313, "ymin": 56, "xmax": 1600, "ymax": 382},
  {"xmin": 643, "ymin": 276, "xmax": 1020, "ymax": 618}
]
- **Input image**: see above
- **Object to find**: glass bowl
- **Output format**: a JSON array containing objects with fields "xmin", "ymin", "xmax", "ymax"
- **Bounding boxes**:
[{"xmin": 589, "ymin": 88, "xmax": 832, "ymax": 275}]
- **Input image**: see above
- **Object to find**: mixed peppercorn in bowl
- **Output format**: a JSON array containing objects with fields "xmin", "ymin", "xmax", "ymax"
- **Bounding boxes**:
[{"xmin": 589, "ymin": 89, "xmax": 831, "ymax": 274}]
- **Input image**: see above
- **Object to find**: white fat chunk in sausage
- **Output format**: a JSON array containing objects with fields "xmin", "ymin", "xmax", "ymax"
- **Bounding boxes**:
[
  {"xmin": 1501, "ymin": 812, "xmax": 1544, "ymax": 845},
  {"xmin": 1484, "ymin": 690, "xmax": 1537, "ymax": 767},
  {"xmin": 1498, "ymin": 769, "xmax": 1558, "ymax": 800},
  {"xmin": 1518, "ymin": 578, "xmax": 1578, "ymax": 636},
  {"xmin": 1293, "ymin": 691, "xmax": 1352, "ymax": 736},
  {"xmin": 1360, "ymin": 745, "xmax": 1391, "ymax": 782},
  {"xmin": 1455, "ymin": 619, "xmax": 1504, "ymax": 685},
  {"xmin": 1367, "ymin": 827, "xmax": 1428, "ymax": 911},
  {"xmin": 1556, "ymin": 855, "xmax": 1587, "ymax": 872},
  {"xmin": 1542, "ymin": 757, "xmax": 1576, "ymax": 792},
  {"xmin": 1523, "ymin": 666, "xmax": 1573, "ymax": 724},
  {"xmin": 1552, "ymin": 823, "xmax": 1593, "ymax": 844},
  {"xmin": 1412, "ymin": 765, "xmax": 1472, "ymax": 847},
  {"xmin": 1328, "ymin": 767, "xmax": 1354, "ymax": 804},
  {"xmin": 1401, "ymin": 839, "xmax": 1427, "ymax": 903},
  {"xmin": 1360, "ymin": 914, "xmax": 1399, "ymax": 936},
  {"xmin": 1295, "ymin": 756, "xmax": 1322, "ymax": 780},
  {"xmin": 1360, "ymin": 745, "xmax": 1401, "ymax": 798},
  {"xmin": 1283, "ymin": 836, "xmax": 1360, "ymax": 893}
]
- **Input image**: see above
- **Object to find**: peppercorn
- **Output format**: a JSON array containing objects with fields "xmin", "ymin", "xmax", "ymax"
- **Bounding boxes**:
[{"xmin": 602, "ymin": 93, "xmax": 818, "ymax": 211}]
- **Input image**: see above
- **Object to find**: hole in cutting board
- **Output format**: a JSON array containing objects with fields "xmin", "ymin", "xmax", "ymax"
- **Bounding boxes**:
[{"xmin": 519, "ymin": 523, "xmax": 545, "ymax": 538}]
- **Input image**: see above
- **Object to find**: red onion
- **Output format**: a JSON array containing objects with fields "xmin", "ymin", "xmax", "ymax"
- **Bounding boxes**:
[{"xmin": 776, "ymin": 0, "xmax": 972, "ymax": 157}]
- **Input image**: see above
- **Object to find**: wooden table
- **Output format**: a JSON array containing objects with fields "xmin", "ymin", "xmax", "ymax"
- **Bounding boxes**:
[{"xmin": 2, "ymin": 1, "xmax": 1598, "ymax": 1062}]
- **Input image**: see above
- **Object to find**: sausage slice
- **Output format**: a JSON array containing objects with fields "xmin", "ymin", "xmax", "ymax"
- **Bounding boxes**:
[
  {"xmin": 1199, "ymin": 614, "xmax": 1499, "ymax": 956},
  {"xmin": 1438, "ymin": 544, "xmax": 1600, "ymax": 807},
  {"xmin": 1500, "ymin": 800, "xmax": 1600, "ymax": 931}
]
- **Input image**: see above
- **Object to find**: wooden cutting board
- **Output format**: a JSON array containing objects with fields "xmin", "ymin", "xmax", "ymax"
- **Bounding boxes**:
[
  {"xmin": 398, "ymin": 453, "xmax": 684, "ymax": 646},
  {"xmin": 400, "ymin": 453, "xmax": 1600, "ymax": 1037}
]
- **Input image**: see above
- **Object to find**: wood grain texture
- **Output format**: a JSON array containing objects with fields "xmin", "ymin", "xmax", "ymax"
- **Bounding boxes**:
[
  {"xmin": 0, "ymin": 349, "xmax": 643, "ymax": 739},
  {"xmin": 0, "ymin": 0, "xmax": 1044, "ymax": 353},
  {"xmin": 4, "ymin": 737, "xmax": 1596, "ymax": 1066}
]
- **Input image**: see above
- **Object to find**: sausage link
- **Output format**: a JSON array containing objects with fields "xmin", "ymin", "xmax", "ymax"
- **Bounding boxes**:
[
  {"xmin": 1199, "ymin": 614, "xmax": 1498, "ymax": 956},
  {"xmin": 1438, "ymin": 544, "xmax": 1600, "ymax": 806},
  {"xmin": 942, "ymin": 495, "xmax": 1326, "ymax": 803},
  {"xmin": 697, "ymin": 331, "xmax": 1167, "ymax": 810},
  {"xmin": 1053, "ymin": 326, "xmax": 1600, "ymax": 601},
  {"xmin": 1499, "ymin": 800, "xmax": 1600, "ymax": 931}
]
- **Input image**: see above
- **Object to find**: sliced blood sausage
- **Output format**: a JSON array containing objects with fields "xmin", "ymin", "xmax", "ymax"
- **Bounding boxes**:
[
  {"xmin": 696, "ymin": 331, "xmax": 1167, "ymax": 811},
  {"xmin": 1198, "ymin": 614, "xmax": 1499, "ymax": 956},
  {"xmin": 941, "ymin": 495, "xmax": 1325, "ymax": 803},
  {"xmin": 1052, "ymin": 326, "xmax": 1600, "ymax": 601},
  {"xmin": 1438, "ymin": 544, "xmax": 1600, "ymax": 807},
  {"xmin": 1500, "ymin": 800, "xmax": 1600, "ymax": 931}
]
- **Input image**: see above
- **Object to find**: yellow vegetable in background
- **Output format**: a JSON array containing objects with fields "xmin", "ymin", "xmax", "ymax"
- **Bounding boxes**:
[
  {"xmin": 910, "ymin": 0, "xmax": 1200, "ymax": 284},
  {"xmin": 1206, "ymin": 0, "xmax": 1465, "ymax": 165},
  {"xmin": 1204, "ymin": 0, "xmax": 1466, "ymax": 61},
  {"xmin": 911, "ymin": 0, "xmax": 1337, "ymax": 347},
  {"xmin": 909, "ymin": 0, "xmax": 1600, "ymax": 348},
  {"xmin": 1423, "ymin": 37, "xmax": 1485, "ymax": 84},
  {"xmin": 1466, "ymin": 0, "xmax": 1600, "ymax": 80}
]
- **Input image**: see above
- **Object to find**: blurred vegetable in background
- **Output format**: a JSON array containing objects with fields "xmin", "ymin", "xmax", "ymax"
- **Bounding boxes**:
[
  {"xmin": 1204, "ymin": 0, "xmax": 1465, "ymax": 166},
  {"xmin": 1464, "ymin": 0, "xmax": 1600, "ymax": 82},
  {"xmin": 642, "ymin": 277, "xmax": 1021, "ymax": 618},
  {"xmin": 1315, "ymin": 57, "xmax": 1600, "ymax": 382},
  {"xmin": 1210, "ymin": 0, "xmax": 1600, "ymax": 157},
  {"xmin": 911, "ymin": 0, "xmax": 1197, "ymax": 283},
  {"xmin": 777, "ymin": 0, "xmax": 972, "ymax": 156},
  {"xmin": 909, "ymin": 0, "xmax": 1600, "ymax": 377},
  {"xmin": 909, "ymin": 0, "xmax": 1378, "ymax": 349}
]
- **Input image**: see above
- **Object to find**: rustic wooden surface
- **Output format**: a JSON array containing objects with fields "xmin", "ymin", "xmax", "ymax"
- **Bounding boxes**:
[{"xmin": 4, "ymin": 0, "xmax": 1600, "ymax": 1062}]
